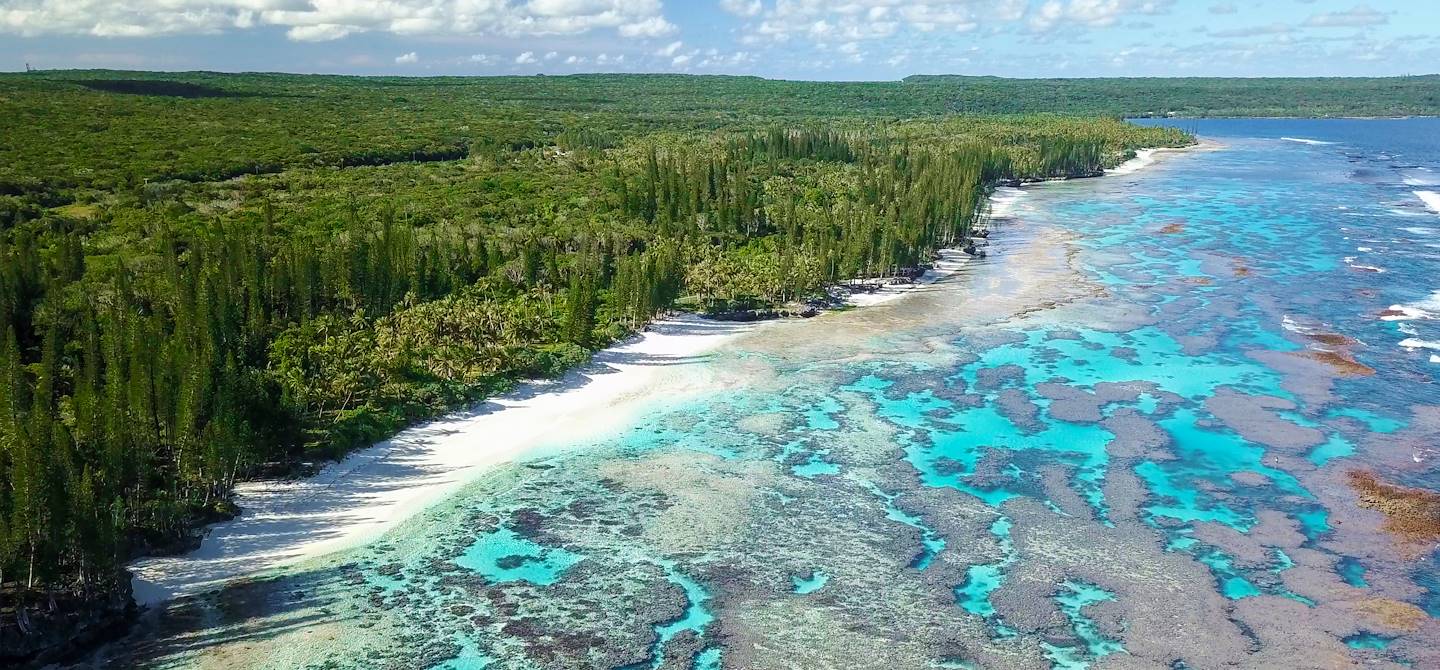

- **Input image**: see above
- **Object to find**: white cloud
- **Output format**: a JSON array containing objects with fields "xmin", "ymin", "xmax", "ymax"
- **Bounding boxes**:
[
  {"xmin": 733, "ymin": 0, "xmax": 1175, "ymax": 44},
  {"xmin": 720, "ymin": 0, "xmax": 762, "ymax": 18},
  {"xmin": 515, "ymin": 51, "xmax": 537, "ymax": 64},
  {"xmin": 394, "ymin": 51, "xmax": 418, "ymax": 64},
  {"xmin": 1029, "ymin": 0, "xmax": 1174, "ymax": 33},
  {"xmin": 696, "ymin": 50, "xmax": 755, "ymax": 68},
  {"xmin": 0, "ymin": 0, "xmax": 678, "ymax": 41},
  {"xmin": 656, "ymin": 40, "xmax": 684, "ymax": 57},
  {"xmin": 617, "ymin": 15, "xmax": 676, "ymax": 38},
  {"xmin": 1027, "ymin": 1, "xmax": 1066, "ymax": 32},
  {"xmin": 468, "ymin": 53, "xmax": 498, "ymax": 64},
  {"xmin": 544, "ymin": 51, "xmax": 559, "ymax": 60},
  {"xmin": 1303, "ymin": 5, "xmax": 1387, "ymax": 28},
  {"xmin": 286, "ymin": 23, "xmax": 354, "ymax": 42},
  {"xmin": 1209, "ymin": 22, "xmax": 1292, "ymax": 38}
]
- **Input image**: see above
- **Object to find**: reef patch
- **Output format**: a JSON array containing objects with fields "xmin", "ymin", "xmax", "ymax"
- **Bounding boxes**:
[{"xmin": 1347, "ymin": 471, "xmax": 1440, "ymax": 557}]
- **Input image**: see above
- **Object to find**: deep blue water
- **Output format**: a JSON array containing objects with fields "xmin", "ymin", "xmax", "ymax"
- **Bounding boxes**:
[
  {"xmin": 1134, "ymin": 117, "xmax": 1440, "ymax": 156},
  {"xmin": 1131, "ymin": 117, "xmax": 1440, "ymax": 405},
  {"xmin": 100, "ymin": 120, "xmax": 1440, "ymax": 669}
]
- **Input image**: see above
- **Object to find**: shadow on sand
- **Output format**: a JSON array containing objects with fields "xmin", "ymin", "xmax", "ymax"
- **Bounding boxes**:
[{"xmin": 90, "ymin": 565, "xmax": 354, "ymax": 668}]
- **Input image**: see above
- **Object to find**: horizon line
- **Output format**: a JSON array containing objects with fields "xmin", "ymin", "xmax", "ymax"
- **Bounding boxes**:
[{"xmin": 6, "ymin": 67, "xmax": 1440, "ymax": 83}]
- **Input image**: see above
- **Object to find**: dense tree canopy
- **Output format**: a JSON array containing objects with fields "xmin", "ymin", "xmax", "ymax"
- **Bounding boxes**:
[
  {"xmin": 2, "ymin": 70, "xmax": 1433, "ymax": 201},
  {"xmin": 0, "ymin": 72, "xmax": 1193, "ymax": 635}
]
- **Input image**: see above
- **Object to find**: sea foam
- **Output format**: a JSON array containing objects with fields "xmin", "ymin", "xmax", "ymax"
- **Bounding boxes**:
[
  {"xmin": 1415, "ymin": 190, "xmax": 1440, "ymax": 214},
  {"xmin": 1399, "ymin": 338, "xmax": 1440, "ymax": 351},
  {"xmin": 1382, "ymin": 290, "xmax": 1440, "ymax": 321},
  {"xmin": 988, "ymin": 186, "xmax": 1027, "ymax": 218},
  {"xmin": 1281, "ymin": 137, "xmax": 1335, "ymax": 146}
]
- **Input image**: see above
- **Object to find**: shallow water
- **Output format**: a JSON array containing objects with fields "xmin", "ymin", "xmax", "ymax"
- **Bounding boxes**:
[{"xmin": 97, "ymin": 120, "xmax": 1440, "ymax": 669}]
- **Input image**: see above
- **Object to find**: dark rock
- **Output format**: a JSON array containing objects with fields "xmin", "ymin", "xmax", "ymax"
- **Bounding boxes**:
[
  {"xmin": 0, "ymin": 583, "xmax": 137, "ymax": 668},
  {"xmin": 707, "ymin": 309, "xmax": 784, "ymax": 322},
  {"xmin": 124, "ymin": 498, "xmax": 239, "ymax": 561},
  {"xmin": 496, "ymin": 554, "xmax": 539, "ymax": 570}
]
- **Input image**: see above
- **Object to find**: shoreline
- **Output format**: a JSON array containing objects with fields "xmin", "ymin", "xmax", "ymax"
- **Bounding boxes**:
[
  {"xmin": 129, "ymin": 314, "xmax": 761, "ymax": 605},
  {"xmin": 842, "ymin": 247, "xmax": 976, "ymax": 307},
  {"xmin": 126, "ymin": 141, "xmax": 1194, "ymax": 608},
  {"xmin": 1109, "ymin": 142, "xmax": 1208, "ymax": 176}
]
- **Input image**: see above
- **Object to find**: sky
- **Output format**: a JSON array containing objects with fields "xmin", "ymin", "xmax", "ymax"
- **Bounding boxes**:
[{"xmin": 2, "ymin": 1, "xmax": 1438, "ymax": 79}]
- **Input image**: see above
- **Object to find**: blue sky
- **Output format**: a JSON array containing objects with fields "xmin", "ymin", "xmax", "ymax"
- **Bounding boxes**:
[{"xmin": 2, "ymin": 1, "xmax": 1438, "ymax": 79}]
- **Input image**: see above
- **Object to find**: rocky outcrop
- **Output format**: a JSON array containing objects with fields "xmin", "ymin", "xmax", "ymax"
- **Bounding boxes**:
[
  {"xmin": 706, "ymin": 306, "xmax": 820, "ymax": 322},
  {"xmin": 995, "ymin": 170, "xmax": 1103, "ymax": 188},
  {"xmin": 0, "ymin": 499, "xmax": 235, "ymax": 667},
  {"xmin": 1347, "ymin": 470, "xmax": 1440, "ymax": 558},
  {"xmin": 1, "ymin": 582, "xmax": 137, "ymax": 668}
]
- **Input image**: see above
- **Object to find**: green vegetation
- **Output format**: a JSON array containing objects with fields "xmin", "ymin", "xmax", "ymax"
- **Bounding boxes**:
[
  {"xmin": 0, "ymin": 70, "xmax": 1204, "ymax": 641},
  {"xmin": 903, "ymin": 74, "xmax": 1440, "ymax": 118},
  {"xmin": 3, "ymin": 70, "xmax": 1435, "ymax": 200}
]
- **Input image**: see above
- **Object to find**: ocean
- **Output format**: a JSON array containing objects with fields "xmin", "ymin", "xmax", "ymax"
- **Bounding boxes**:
[{"xmin": 96, "ymin": 119, "xmax": 1440, "ymax": 669}]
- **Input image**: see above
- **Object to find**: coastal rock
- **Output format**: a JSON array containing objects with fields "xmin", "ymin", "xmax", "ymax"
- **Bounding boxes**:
[
  {"xmin": 0, "ymin": 582, "xmax": 137, "ymax": 668},
  {"xmin": 707, "ymin": 309, "xmax": 788, "ymax": 322}
]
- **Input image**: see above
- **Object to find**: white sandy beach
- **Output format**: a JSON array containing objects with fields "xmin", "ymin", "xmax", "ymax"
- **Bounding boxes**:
[
  {"xmin": 130, "ymin": 259, "xmax": 983, "ymax": 604},
  {"xmin": 1108, "ymin": 144, "xmax": 1200, "ymax": 176},
  {"xmin": 128, "ymin": 141, "xmax": 1185, "ymax": 607},
  {"xmin": 129, "ymin": 314, "xmax": 759, "ymax": 604},
  {"xmin": 841, "ymin": 180, "xmax": 1049, "ymax": 308},
  {"xmin": 1108, "ymin": 147, "xmax": 1164, "ymax": 175},
  {"xmin": 843, "ymin": 248, "xmax": 976, "ymax": 307}
]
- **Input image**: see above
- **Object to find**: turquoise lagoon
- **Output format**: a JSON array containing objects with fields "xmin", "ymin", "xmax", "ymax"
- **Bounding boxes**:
[{"xmin": 98, "ymin": 120, "xmax": 1440, "ymax": 669}]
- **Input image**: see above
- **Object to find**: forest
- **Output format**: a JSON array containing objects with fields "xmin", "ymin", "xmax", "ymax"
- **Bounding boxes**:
[
  {"xmin": 0, "ymin": 70, "xmax": 1209, "ymax": 659},
  {"xmin": 3, "ymin": 70, "xmax": 1437, "ymax": 201}
]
